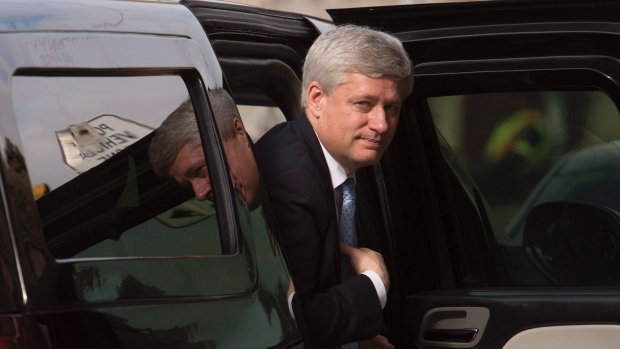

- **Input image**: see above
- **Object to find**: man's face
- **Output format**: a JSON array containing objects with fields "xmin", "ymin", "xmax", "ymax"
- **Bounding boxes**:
[
  {"xmin": 168, "ymin": 126, "xmax": 260, "ymax": 210},
  {"xmin": 308, "ymin": 72, "xmax": 406, "ymax": 175},
  {"xmin": 168, "ymin": 143, "xmax": 213, "ymax": 202}
]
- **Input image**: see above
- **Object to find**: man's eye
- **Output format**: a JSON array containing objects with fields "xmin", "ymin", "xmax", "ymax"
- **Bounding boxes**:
[
  {"xmin": 195, "ymin": 165, "xmax": 207, "ymax": 177},
  {"xmin": 355, "ymin": 101, "xmax": 372, "ymax": 111}
]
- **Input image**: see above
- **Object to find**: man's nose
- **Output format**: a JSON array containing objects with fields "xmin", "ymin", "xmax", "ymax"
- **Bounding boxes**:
[
  {"xmin": 192, "ymin": 179, "xmax": 211, "ymax": 201},
  {"xmin": 368, "ymin": 107, "xmax": 388, "ymax": 134}
]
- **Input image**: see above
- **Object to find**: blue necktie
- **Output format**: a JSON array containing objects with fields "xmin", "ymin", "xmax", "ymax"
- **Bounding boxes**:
[
  {"xmin": 339, "ymin": 177, "xmax": 357, "ymax": 247},
  {"xmin": 339, "ymin": 178, "xmax": 358, "ymax": 349}
]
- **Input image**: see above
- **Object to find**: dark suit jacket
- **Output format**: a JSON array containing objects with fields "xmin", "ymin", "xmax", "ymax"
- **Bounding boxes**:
[{"xmin": 254, "ymin": 115, "xmax": 383, "ymax": 348}]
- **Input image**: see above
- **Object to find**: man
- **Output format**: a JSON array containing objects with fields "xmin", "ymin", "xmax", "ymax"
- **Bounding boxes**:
[
  {"xmin": 254, "ymin": 25, "xmax": 413, "ymax": 349},
  {"xmin": 149, "ymin": 89, "xmax": 260, "ymax": 210}
]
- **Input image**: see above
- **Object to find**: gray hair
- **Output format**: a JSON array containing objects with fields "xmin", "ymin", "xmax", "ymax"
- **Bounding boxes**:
[
  {"xmin": 301, "ymin": 25, "xmax": 413, "ymax": 108},
  {"xmin": 149, "ymin": 88, "xmax": 241, "ymax": 177}
]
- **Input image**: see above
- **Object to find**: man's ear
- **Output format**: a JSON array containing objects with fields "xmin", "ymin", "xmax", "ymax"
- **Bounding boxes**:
[
  {"xmin": 306, "ymin": 81, "xmax": 324, "ymax": 119},
  {"xmin": 232, "ymin": 117, "xmax": 250, "ymax": 145}
]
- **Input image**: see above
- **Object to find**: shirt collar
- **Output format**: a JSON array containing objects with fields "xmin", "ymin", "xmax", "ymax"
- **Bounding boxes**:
[{"xmin": 315, "ymin": 132, "xmax": 354, "ymax": 189}]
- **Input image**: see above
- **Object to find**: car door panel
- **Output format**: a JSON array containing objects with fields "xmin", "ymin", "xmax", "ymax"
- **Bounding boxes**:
[
  {"xmin": 1, "ymin": 1, "xmax": 299, "ymax": 348},
  {"xmin": 502, "ymin": 324, "xmax": 620, "ymax": 349},
  {"xmin": 329, "ymin": 1, "xmax": 620, "ymax": 348},
  {"xmin": 404, "ymin": 291, "xmax": 620, "ymax": 348}
]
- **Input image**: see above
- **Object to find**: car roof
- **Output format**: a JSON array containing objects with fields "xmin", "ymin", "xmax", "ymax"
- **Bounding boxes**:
[
  {"xmin": 0, "ymin": 0, "xmax": 199, "ymax": 37},
  {"xmin": 328, "ymin": 0, "xmax": 620, "ymax": 32}
]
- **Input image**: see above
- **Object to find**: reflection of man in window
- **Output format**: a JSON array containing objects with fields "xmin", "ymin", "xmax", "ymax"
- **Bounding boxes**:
[
  {"xmin": 148, "ymin": 90, "xmax": 296, "ymax": 346},
  {"xmin": 149, "ymin": 89, "xmax": 260, "ymax": 210}
]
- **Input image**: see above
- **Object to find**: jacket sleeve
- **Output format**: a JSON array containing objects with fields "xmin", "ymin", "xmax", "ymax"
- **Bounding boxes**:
[{"xmin": 264, "ymin": 167, "xmax": 383, "ymax": 348}]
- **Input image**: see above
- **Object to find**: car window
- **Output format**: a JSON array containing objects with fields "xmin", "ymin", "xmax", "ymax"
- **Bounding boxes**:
[
  {"xmin": 11, "ymin": 73, "xmax": 296, "ymax": 345},
  {"xmin": 2, "ymin": 22, "xmax": 299, "ymax": 347},
  {"xmin": 12, "ymin": 75, "xmax": 223, "ymax": 258},
  {"xmin": 430, "ymin": 90, "xmax": 620, "ymax": 286}
]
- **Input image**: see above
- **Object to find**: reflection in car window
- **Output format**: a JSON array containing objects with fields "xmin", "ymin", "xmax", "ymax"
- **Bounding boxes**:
[
  {"xmin": 12, "ymin": 76, "xmax": 187, "ymax": 189},
  {"xmin": 12, "ymin": 76, "xmax": 224, "ymax": 258},
  {"xmin": 430, "ymin": 91, "xmax": 620, "ymax": 286}
]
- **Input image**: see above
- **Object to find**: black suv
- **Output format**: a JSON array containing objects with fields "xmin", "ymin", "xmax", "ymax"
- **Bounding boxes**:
[{"xmin": 2, "ymin": 0, "xmax": 620, "ymax": 348}]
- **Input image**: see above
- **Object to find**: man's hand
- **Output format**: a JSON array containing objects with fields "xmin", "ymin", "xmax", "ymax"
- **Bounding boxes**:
[
  {"xmin": 359, "ymin": 335, "xmax": 395, "ymax": 349},
  {"xmin": 339, "ymin": 242, "xmax": 389, "ymax": 291}
]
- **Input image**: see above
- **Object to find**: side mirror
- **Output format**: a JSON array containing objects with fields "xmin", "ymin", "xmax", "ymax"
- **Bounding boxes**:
[{"xmin": 523, "ymin": 201, "xmax": 620, "ymax": 285}]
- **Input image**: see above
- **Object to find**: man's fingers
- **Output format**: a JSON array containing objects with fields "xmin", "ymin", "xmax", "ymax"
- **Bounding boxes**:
[
  {"xmin": 341, "ymin": 245, "xmax": 380, "ymax": 256},
  {"xmin": 339, "ymin": 241, "xmax": 357, "ymax": 256},
  {"xmin": 373, "ymin": 335, "xmax": 394, "ymax": 349},
  {"xmin": 340, "ymin": 243, "xmax": 390, "ymax": 290},
  {"xmin": 341, "ymin": 244, "xmax": 385, "ymax": 264},
  {"xmin": 357, "ymin": 247, "xmax": 384, "ymax": 265}
]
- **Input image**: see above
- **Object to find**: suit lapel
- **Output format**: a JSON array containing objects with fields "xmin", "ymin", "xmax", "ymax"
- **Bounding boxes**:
[
  {"xmin": 292, "ymin": 114, "xmax": 342, "ymax": 277},
  {"xmin": 292, "ymin": 115, "xmax": 333, "ymax": 196}
]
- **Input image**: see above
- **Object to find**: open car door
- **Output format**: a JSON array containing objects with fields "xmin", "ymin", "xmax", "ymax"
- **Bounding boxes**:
[{"xmin": 329, "ymin": 1, "xmax": 620, "ymax": 348}]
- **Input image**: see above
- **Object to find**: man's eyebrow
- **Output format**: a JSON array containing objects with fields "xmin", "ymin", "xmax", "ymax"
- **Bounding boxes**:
[
  {"xmin": 385, "ymin": 97, "xmax": 404, "ymax": 106},
  {"xmin": 352, "ymin": 93, "xmax": 375, "ymax": 99}
]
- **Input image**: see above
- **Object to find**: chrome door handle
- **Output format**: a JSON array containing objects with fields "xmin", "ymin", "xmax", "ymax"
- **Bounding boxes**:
[
  {"xmin": 424, "ymin": 328, "xmax": 479, "ymax": 343},
  {"xmin": 418, "ymin": 307, "xmax": 489, "ymax": 348}
]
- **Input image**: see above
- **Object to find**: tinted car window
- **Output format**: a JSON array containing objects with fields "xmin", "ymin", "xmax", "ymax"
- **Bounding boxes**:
[
  {"xmin": 430, "ymin": 90, "xmax": 620, "ymax": 286},
  {"xmin": 13, "ymin": 76, "xmax": 187, "ymax": 189},
  {"xmin": 12, "ymin": 75, "xmax": 223, "ymax": 258},
  {"xmin": 1, "ymin": 5, "xmax": 299, "ymax": 345},
  {"xmin": 11, "ymin": 74, "xmax": 296, "ymax": 346}
]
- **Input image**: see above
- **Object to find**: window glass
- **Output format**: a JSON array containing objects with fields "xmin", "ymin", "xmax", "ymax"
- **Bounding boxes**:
[
  {"xmin": 12, "ymin": 76, "xmax": 223, "ymax": 258},
  {"xmin": 430, "ymin": 90, "xmax": 620, "ymax": 286},
  {"xmin": 6, "ymin": 48, "xmax": 297, "ymax": 348},
  {"xmin": 13, "ymin": 76, "xmax": 186, "ymax": 189}
]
